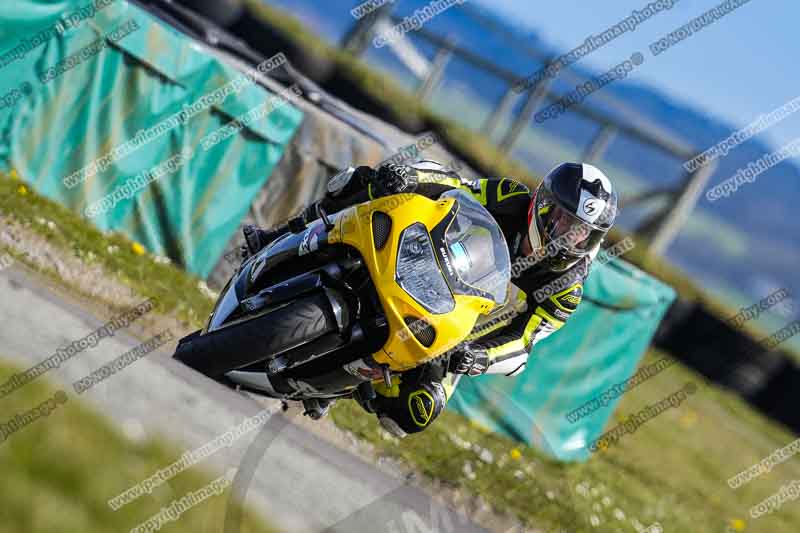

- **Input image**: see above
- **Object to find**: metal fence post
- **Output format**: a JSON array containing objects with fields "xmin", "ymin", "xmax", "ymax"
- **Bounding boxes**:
[
  {"xmin": 499, "ymin": 80, "xmax": 551, "ymax": 153},
  {"xmin": 645, "ymin": 160, "xmax": 719, "ymax": 255},
  {"xmin": 582, "ymin": 125, "xmax": 618, "ymax": 163},
  {"xmin": 341, "ymin": 4, "xmax": 394, "ymax": 55},
  {"xmin": 482, "ymin": 85, "xmax": 517, "ymax": 137},
  {"xmin": 416, "ymin": 39, "xmax": 454, "ymax": 103}
]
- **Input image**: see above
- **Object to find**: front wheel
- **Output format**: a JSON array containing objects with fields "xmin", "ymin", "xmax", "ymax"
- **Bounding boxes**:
[{"xmin": 173, "ymin": 292, "xmax": 340, "ymax": 379}]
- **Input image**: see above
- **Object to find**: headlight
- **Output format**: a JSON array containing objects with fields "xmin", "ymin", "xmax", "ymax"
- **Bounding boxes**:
[{"xmin": 396, "ymin": 223, "xmax": 455, "ymax": 315}]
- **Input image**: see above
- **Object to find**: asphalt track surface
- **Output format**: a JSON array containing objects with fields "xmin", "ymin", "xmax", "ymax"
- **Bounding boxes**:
[{"xmin": 0, "ymin": 265, "xmax": 488, "ymax": 533}]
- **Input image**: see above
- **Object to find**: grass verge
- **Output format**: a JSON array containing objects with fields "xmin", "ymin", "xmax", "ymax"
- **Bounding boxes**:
[{"xmin": 0, "ymin": 170, "xmax": 213, "ymax": 330}]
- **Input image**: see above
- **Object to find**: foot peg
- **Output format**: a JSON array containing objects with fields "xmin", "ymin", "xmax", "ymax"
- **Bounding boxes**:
[{"xmin": 302, "ymin": 398, "xmax": 333, "ymax": 420}]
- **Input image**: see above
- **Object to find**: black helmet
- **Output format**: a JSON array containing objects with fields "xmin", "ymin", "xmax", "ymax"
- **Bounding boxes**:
[{"xmin": 527, "ymin": 163, "xmax": 618, "ymax": 271}]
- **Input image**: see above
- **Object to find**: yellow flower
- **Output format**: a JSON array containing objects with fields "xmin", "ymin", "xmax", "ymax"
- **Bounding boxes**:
[
  {"xmin": 17, "ymin": 184, "xmax": 27, "ymax": 195},
  {"xmin": 510, "ymin": 448, "xmax": 522, "ymax": 460},
  {"xmin": 9, "ymin": 169, "xmax": 19, "ymax": 180},
  {"xmin": 131, "ymin": 242, "xmax": 146, "ymax": 256},
  {"xmin": 729, "ymin": 518, "xmax": 745, "ymax": 531},
  {"xmin": 680, "ymin": 410, "xmax": 698, "ymax": 429}
]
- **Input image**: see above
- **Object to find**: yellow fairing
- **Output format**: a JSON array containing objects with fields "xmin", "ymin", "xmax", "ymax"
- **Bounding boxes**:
[{"xmin": 327, "ymin": 194, "xmax": 496, "ymax": 371}]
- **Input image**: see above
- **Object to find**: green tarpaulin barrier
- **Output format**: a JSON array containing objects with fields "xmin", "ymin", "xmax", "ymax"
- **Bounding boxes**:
[
  {"xmin": 0, "ymin": 0, "xmax": 303, "ymax": 277},
  {"xmin": 449, "ymin": 258, "xmax": 676, "ymax": 462}
]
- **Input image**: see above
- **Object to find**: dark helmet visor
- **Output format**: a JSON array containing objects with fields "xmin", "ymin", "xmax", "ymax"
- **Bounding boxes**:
[{"xmin": 535, "ymin": 188, "xmax": 606, "ymax": 255}]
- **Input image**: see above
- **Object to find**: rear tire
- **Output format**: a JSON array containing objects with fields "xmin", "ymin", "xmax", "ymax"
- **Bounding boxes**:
[{"xmin": 173, "ymin": 292, "xmax": 339, "ymax": 378}]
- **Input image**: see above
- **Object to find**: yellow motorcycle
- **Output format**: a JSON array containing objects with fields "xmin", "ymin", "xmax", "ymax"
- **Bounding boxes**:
[{"xmin": 173, "ymin": 185, "xmax": 510, "ymax": 418}]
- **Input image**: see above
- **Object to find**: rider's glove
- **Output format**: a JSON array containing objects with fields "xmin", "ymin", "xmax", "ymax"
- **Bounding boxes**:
[
  {"xmin": 364, "ymin": 163, "xmax": 418, "ymax": 196},
  {"xmin": 448, "ymin": 344, "xmax": 490, "ymax": 376},
  {"xmin": 380, "ymin": 163, "xmax": 418, "ymax": 194}
]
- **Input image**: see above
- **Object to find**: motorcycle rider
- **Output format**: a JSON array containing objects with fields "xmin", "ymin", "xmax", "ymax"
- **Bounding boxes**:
[{"xmin": 243, "ymin": 160, "xmax": 618, "ymax": 437}]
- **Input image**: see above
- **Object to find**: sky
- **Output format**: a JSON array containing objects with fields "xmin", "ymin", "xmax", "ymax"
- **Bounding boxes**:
[{"xmin": 472, "ymin": 0, "xmax": 800, "ymax": 150}]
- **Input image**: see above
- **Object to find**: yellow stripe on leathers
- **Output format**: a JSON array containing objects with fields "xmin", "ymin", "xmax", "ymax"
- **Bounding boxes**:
[{"xmin": 497, "ymin": 178, "xmax": 529, "ymax": 202}]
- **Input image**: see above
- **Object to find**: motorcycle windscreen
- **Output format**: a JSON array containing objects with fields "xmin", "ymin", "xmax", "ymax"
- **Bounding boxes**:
[{"xmin": 440, "ymin": 189, "xmax": 511, "ymax": 305}]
